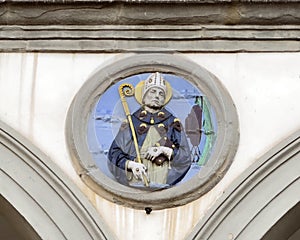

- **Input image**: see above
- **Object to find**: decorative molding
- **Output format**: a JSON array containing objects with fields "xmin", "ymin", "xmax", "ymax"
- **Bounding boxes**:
[
  {"xmin": 0, "ymin": 121, "xmax": 116, "ymax": 240},
  {"xmin": 1, "ymin": 25, "xmax": 300, "ymax": 53},
  {"xmin": 1, "ymin": 2, "xmax": 300, "ymax": 52},
  {"xmin": 186, "ymin": 129, "xmax": 300, "ymax": 240}
]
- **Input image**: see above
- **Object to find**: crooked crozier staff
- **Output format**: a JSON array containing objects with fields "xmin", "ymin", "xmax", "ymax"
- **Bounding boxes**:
[
  {"xmin": 118, "ymin": 83, "xmax": 150, "ymax": 187},
  {"xmin": 108, "ymin": 72, "xmax": 191, "ymax": 188}
]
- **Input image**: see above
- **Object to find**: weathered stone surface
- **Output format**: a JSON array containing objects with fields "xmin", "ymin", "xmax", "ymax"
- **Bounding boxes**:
[
  {"xmin": 0, "ymin": 2, "xmax": 300, "ymax": 52},
  {"xmin": 1, "ymin": 2, "xmax": 300, "ymax": 25}
]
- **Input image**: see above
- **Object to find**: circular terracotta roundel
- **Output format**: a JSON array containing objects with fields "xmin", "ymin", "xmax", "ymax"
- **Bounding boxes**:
[{"xmin": 66, "ymin": 53, "xmax": 239, "ymax": 210}]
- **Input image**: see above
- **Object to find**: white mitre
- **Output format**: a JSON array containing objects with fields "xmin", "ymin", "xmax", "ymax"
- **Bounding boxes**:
[{"xmin": 142, "ymin": 72, "xmax": 167, "ymax": 99}]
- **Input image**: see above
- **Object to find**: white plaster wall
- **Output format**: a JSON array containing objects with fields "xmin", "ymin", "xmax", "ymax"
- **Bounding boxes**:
[{"xmin": 0, "ymin": 52, "xmax": 300, "ymax": 240}]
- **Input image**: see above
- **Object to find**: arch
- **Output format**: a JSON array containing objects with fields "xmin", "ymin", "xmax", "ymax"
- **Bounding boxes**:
[
  {"xmin": 262, "ymin": 202, "xmax": 300, "ymax": 240},
  {"xmin": 0, "ymin": 121, "xmax": 115, "ymax": 240},
  {"xmin": 0, "ymin": 195, "xmax": 40, "ymax": 239},
  {"xmin": 187, "ymin": 130, "xmax": 300, "ymax": 240}
]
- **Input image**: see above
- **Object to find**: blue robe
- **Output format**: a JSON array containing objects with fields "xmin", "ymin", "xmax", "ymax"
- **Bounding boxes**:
[{"xmin": 108, "ymin": 108, "xmax": 191, "ymax": 187}]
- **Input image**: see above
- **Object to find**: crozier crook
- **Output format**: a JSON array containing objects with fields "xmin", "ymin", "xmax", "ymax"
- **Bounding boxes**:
[{"xmin": 118, "ymin": 83, "xmax": 150, "ymax": 187}]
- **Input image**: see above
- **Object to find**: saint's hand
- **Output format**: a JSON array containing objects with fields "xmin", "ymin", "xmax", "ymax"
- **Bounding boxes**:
[
  {"xmin": 127, "ymin": 161, "xmax": 149, "ymax": 181},
  {"xmin": 145, "ymin": 146, "xmax": 173, "ymax": 161}
]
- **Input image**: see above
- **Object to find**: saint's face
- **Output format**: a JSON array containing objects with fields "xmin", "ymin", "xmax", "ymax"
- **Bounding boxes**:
[{"xmin": 143, "ymin": 87, "xmax": 166, "ymax": 109}]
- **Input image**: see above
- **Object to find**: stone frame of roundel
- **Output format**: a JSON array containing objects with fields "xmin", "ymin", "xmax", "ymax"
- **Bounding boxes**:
[{"xmin": 66, "ymin": 53, "xmax": 240, "ymax": 210}]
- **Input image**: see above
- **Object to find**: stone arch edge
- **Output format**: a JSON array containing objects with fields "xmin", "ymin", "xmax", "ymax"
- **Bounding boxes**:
[
  {"xmin": 186, "ymin": 129, "xmax": 300, "ymax": 240},
  {"xmin": 0, "ymin": 120, "xmax": 116, "ymax": 240}
]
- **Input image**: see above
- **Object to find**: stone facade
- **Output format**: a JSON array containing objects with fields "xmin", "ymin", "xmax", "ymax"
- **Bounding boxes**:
[{"xmin": 0, "ymin": 1, "xmax": 300, "ymax": 240}]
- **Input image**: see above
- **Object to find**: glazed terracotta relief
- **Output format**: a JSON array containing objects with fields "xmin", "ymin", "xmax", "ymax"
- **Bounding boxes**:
[
  {"xmin": 67, "ymin": 54, "xmax": 238, "ymax": 209},
  {"xmin": 87, "ymin": 72, "xmax": 216, "ymax": 189}
]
